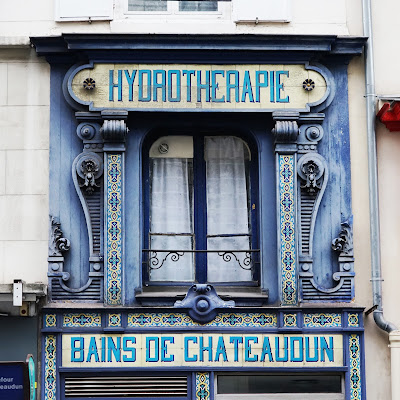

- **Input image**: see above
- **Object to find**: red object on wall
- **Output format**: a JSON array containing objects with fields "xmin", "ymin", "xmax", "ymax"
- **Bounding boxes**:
[{"xmin": 377, "ymin": 102, "xmax": 400, "ymax": 132}]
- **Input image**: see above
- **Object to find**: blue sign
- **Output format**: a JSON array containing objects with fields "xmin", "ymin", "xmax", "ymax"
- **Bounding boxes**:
[{"xmin": 0, "ymin": 364, "xmax": 25, "ymax": 400}]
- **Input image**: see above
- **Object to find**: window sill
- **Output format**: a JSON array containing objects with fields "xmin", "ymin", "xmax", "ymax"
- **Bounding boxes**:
[{"xmin": 135, "ymin": 285, "xmax": 268, "ymax": 307}]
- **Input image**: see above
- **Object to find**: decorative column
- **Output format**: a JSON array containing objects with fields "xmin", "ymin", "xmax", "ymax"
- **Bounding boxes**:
[
  {"xmin": 102, "ymin": 110, "xmax": 128, "ymax": 305},
  {"xmin": 272, "ymin": 112, "xmax": 299, "ymax": 306}
]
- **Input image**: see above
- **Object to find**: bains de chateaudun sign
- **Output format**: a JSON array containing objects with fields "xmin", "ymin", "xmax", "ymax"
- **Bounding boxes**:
[{"xmin": 68, "ymin": 63, "xmax": 328, "ymax": 111}]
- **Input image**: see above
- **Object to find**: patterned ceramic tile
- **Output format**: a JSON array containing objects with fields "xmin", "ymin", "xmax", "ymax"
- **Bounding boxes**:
[
  {"xmin": 108, "ymin": 313, "xmax": 122, "ymax": 327},
  {"xmin": 127, "ymin": 312, "xmax": 277, "ymax": 328},
  {"xmin": 196, "ymin": 372, "xmax": 210, "ymax": 400},
  {"xmin": 106, "ymin": 154, "xmax": 123, "ymax": 305},
  {"xmin": 303, "ymin": 313, "xmax": 341, "ymax": 328},
  {"xmin": 63, "ymin": 313, "xmax": 102, "ymax": 327},
  {"xmin": 45, "ymin": 314, "xmax": 57, "ymax": 328},
  {"xmin": 44, "ymin": 335, "xmax": 56, "ymax": 400},
  {"xmin": 279, "ymin": 155, "xmax": 297, "ymax": 305},
  {"xmin": 283, "ymin": 313, "xmax": 297, "ymax": 327},
  {"xmin": 348, "ymin": 313, "xmax": 359, "ymax": 327},
  {"xmin": 349, "ymin": 334, "xmax": 362, "ymax": 400}
]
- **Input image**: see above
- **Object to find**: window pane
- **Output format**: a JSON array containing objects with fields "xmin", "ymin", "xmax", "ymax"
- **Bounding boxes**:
[
  {"xmin": 149, "ymin": 158, "xmax": 194, "ymax": 281},
  {"xmin": 179, "ymin": 0, "xmax": 218, "ymax": 11},
  {"xmin": 128, "ymin": 0, "xmax": 167, "ymax": 11},
  {"xmin": 207, "ymin": 236, "xmax": 252, "ymax": 282},
  {"xmin": 205, "ymin": 137, "xmax": 252, "ymax": 282},
  {"xmin": 149, "ymin": 235, "xmax": 194, "ymax": 281},
  {"xmin": 217, "ymin": 374, "xmax": 342, "ymax": 394}
]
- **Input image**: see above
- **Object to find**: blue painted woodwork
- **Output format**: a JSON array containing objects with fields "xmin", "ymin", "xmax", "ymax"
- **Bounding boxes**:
[{"xmin": 34, "ymin": 34, "xmax": 365, "ymax": 307}]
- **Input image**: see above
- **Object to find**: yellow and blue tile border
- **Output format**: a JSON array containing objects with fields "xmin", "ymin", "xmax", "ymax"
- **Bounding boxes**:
[
  {"xmin": 44, "ymin": 335, "xmax": 57, "ymax": 400},
  {"xmin": 196, "ymin": 372, "xmax": 211, "ymax": 400},
  {"xmin": 304, "ymin": 313, "xmax": 342, "ymax": 328},
  {"xmin": 279, "ymin": 155, "xmax": 297, "ymax": 305},
  {"xmin": 127, "ymin": 312, "xmax": 277, "ymax": 328},
  {"xmin": 63, "ymin": 313, "xmax": 102, "ymax": 327},
  {"xmin": 106, "ymin": 154, "xmax": 123, "ymax": 305},
  {"xmin": 349, "ymin": 334, "xmax": 362, "ymax": 400}
]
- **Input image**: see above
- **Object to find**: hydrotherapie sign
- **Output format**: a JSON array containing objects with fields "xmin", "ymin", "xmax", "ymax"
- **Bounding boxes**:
[
  {"xmin": 62, "ymin": 333, "xmax": 343, "ymax": 368},
  {"xmin": 68, "ymin": 63, "xmax": 328, "ymax": 112}
]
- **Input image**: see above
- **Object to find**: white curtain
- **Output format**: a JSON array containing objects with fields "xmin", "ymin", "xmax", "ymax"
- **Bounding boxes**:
[
  {"xmin": 149, "ymin": 158, "xmax": 194, "ymax": 281},
  {"xmin": 205, "ymin": 136, "xmax": 252, "ymax": 282}
]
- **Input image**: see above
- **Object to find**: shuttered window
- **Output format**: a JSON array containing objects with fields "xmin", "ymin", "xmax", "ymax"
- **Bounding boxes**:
[{"xmin": 64, "ymin": 375, "xmax": 188, "ymax": 398}]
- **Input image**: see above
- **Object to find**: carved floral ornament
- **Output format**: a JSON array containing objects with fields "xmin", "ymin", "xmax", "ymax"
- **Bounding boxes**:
[
  {"xmin": 297, "ymin": 153, "xmax": 326, "ymax": 193},
  {"xmin": 75, "ymin": 153, "xmax": 104, "ymax": 195},
  {"xmin": 49, "ymin": 216, "xmax": 70, "ymax": 257},
  {"xmin": 332, "ymin": 220, "xmax": 354, "ymax": 256}
]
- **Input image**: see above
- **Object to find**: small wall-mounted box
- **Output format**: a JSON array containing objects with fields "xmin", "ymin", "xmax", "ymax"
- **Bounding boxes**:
[{"xmin": 13, "ymin": 280, "xmax": 23, "ymax": 307}]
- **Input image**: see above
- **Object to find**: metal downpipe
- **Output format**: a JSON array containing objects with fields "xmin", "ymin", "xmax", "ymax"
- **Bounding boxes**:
[{"xmin": 362, "ymin": 0, "xmax": 398, "ymax": 334}]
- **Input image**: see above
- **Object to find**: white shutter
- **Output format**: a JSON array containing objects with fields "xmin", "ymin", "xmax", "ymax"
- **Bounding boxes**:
[
  {"xmin": 64, "ymin": 376, "xmax": 188, "ymax": 397},
  {"xmin": 232, "ymin": 0, "xmax": 291, "ymax": 23},
  {"xmin": 55, "ymin": 0, "xmax": 113, "ymax": 21}
]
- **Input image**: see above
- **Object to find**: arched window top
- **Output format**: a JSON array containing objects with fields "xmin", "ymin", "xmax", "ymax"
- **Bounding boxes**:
[{"xmin": 149, "ymin": 135, "xmax": 251, "ymax": 160}]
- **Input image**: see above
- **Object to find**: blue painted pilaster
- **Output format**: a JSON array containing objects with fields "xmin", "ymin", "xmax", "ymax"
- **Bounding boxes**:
[
  {"xmin": 102, "ymin": 114, "xmax": 128, "ymax": 305},
  {"xmin": 272, "ymin": 114, "xmax": 299, "ymax": 306}
]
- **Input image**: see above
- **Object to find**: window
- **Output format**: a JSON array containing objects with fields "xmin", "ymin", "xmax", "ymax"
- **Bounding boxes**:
[
  {"xmin": 128, "ymin": 0, "xmax": 218, "ymax": 12},
  {"xmin": 143, "ymin": 133, "xmax": 259, "ymax": 285},
  {"xmin": 216, "ymin": 374, "xmax": 344, "ymax": 400}
]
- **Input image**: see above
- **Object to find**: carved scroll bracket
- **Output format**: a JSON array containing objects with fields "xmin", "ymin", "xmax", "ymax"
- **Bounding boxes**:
[
  {"xmin": 297, "ymin": 152, "xmax": 328, "ymax": 280},
  {"xmin": 48, "ymin": 150, "xmax": 104, "ymax": 301},
  {"xmin": 300, "ymin": 218, "xmax": 355, "ymax": 302},
  {"xmin": 175, "ymin": 284, "xmax": 235, "ymax": 324},
  {"xmin": 72, "ymin": 152, "xmax": 104, "ymax": 259}
]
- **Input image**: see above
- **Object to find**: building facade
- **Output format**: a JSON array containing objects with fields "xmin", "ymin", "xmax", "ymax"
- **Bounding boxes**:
[{"xmin": 0, "ymin": 1, "xmax": 399, "ymax": 400}]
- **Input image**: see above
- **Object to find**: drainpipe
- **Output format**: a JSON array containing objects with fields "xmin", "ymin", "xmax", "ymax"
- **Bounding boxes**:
[{"xmin": 362, "ymin": 0, "xmax": 400, "ymax": 398}]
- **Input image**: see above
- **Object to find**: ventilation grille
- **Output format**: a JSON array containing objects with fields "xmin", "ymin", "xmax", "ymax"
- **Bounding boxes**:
[
  {"xmin": 301, "ymin": 278, "xmax": 352, "ymax": 301},
  {"xmin": 50, "ymin": 278, "xmax": 102, "ymax": 301},
  {"xmin": 299, "ymin": 189, "xmax": 317, "ymax": 255},
  {"xmin": 86, "ymin": 188, "xmax": 102, "ymax": 254},
  {"xmin": 65, "ymin": 376, "xmax": 188, "ymax": 398}
]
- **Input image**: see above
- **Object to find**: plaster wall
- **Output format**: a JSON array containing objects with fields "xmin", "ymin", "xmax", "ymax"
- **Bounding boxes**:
[
  {"xmin": 346, "ymin": 1, "xmax": 400, "ymax": 399},
  {"xmin": 372, "ymin": 0, "xmax": 400, "ymax": 331},
  {"xmin": 0, "ymin": 0, "xmax": 350, "ymax": 38},
  {"xmin": 0, "ymin": 48, "xmax": 49, "ymax": 285}
]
